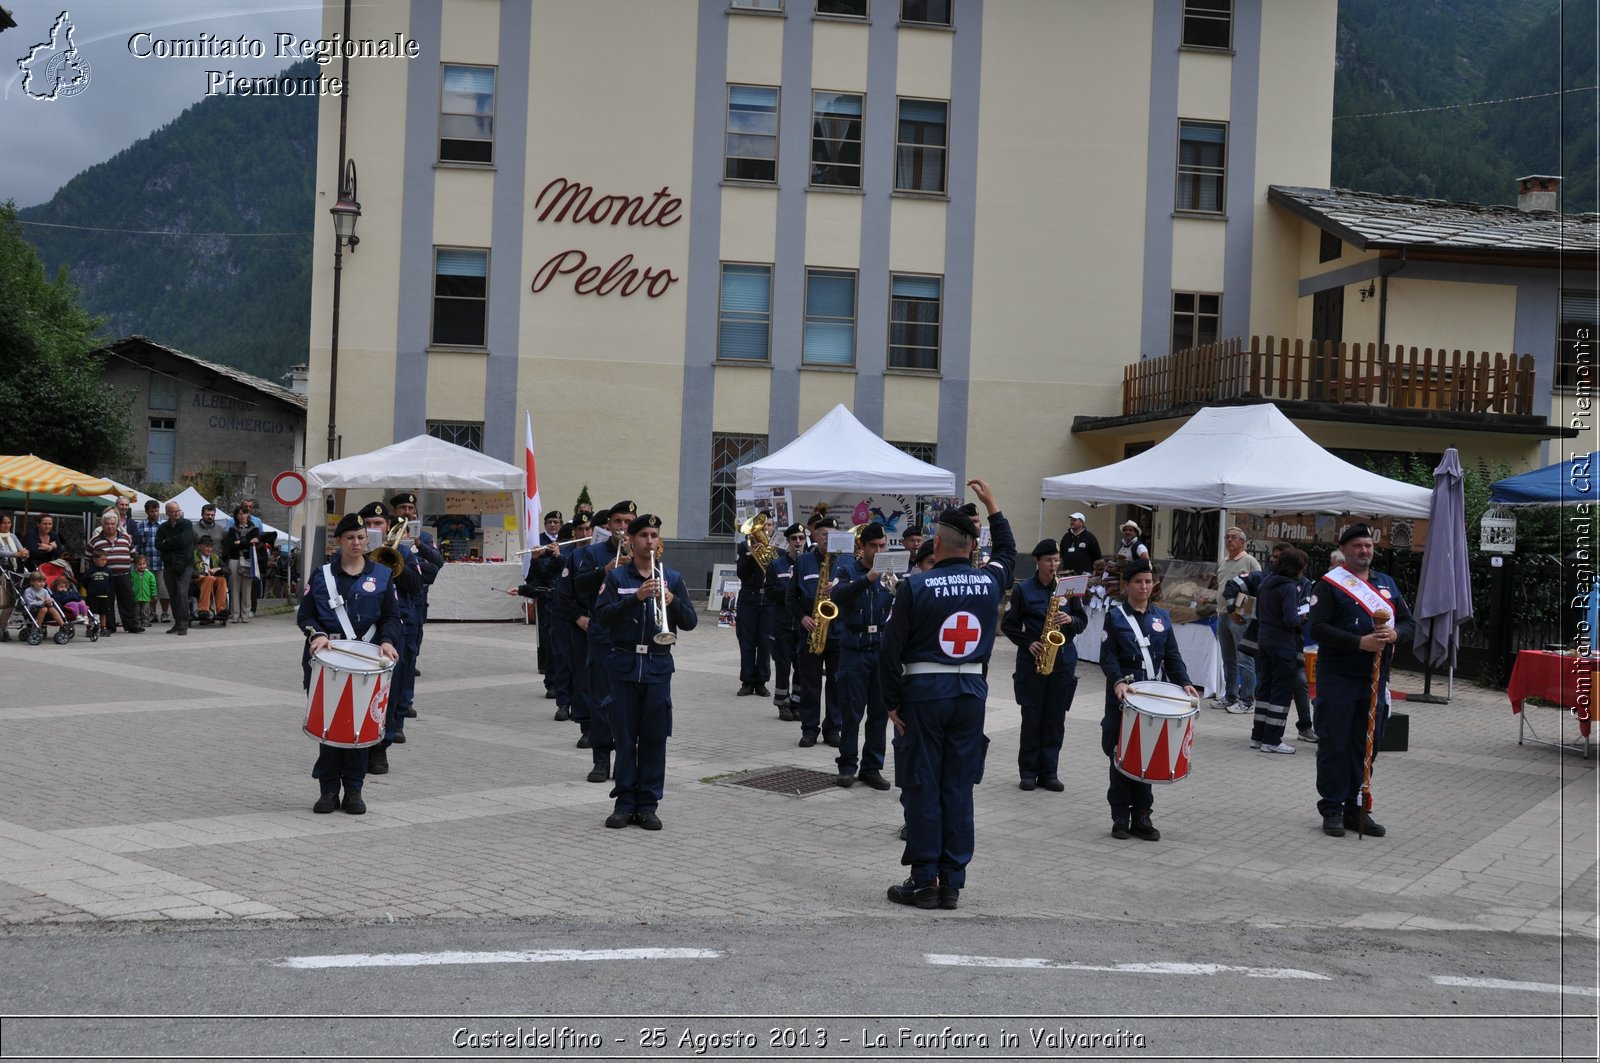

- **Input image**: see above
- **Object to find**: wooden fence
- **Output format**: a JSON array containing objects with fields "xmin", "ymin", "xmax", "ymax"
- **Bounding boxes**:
[{"xmin": 1123, "ymin": 337, "xmax": 1538, "ymax": 417}]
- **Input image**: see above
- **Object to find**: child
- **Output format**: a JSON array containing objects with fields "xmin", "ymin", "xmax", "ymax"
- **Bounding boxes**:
[
  {"xmin": 132, "ymin": 555, "xmax": 158, "ymax": 629},
  {"xmin": 51, "ymin": 576, "xmax": 88, "ymax": 622},
  {"xmin": 22, "ymin": 572, "xmax": 65, "ymax": 630},
  {"xmin": 82, "ymin": 550, "xmax": 114, "ymax": 633}
]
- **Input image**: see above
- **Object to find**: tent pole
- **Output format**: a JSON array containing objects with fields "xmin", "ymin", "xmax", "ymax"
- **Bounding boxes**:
[{"xmin": 1037, "ymin": 498, "xmax": 1044, "ymax": 544}]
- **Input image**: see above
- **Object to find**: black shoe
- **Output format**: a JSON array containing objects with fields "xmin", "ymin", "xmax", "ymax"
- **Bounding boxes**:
[
  {"xmin": 165, "ymin": 625, "xmax": 180, "ymax": 634},
  {"xmin": 898, "ymin": 824, "xmax": 907, "ymax": 841},
  {"xmin": 635, "ymin": 811, "xmax": 663, "ymax": 831},
  {"xmin": 858, "ymin": 770, "xmax": 891, "ymax": 791},
  {"xmin": 887, "ymin": 877, "xmax": 939, "ymax": 909},
  {"xmin": 777, "ymin": 705, "xmax": 798, "ymax": 722},
  {"xmin": 938, "ymin": 886, "xmax": 959, "ymax": 910},
  {"xmin": 576, "ymin": 733, "xmax": 592, "ymax": 749},
  {"xmin": 412, "ymin": 670, "xmax": 420, "ymax": 678},
  {"xmin": 737, "ymin": 683, "xmax": 755, "ymax": 696},
  {"xmin": 342, "ymin": 791, "xmax": 366, "ymax": 815},
  {"xmin": 798, "ymin": 734, "xmax": 817, "ymax": 748},
  {"xmin": 587, "ymin": 764, "xmax": 610, "ymax": 783},
  {"xmin": 835, "ymin": 773, "xmax": 856, "ymax": 788},
  {"xmin": 1322, "ymin": 812, "xmax": 1347, "ymax": 837},
  {"xmin": 174, "ymin": 627, "xmax": 188, "ymax": 636},
  {"xmin": 403, "ymin": 707, "xmax": 417, "ymax": 718},
  {"xmin": 313, "ymin": 791, "xmax": 340, "ymax": 814},
  {"xmin": 389, "ymin": 731, "xmax": 406, "ymax": 744},
  {"xmin": 754, "ymin": 684, "xmax": 771, "ymax": 698},
  {"xmin": 1343, "ymin": 811, "xmax": 1386, "ymax": 837},
  {"xmin": 605, "ymin": 811, "xmax": 632, "ymax": 829},
  {"xmin": 554, "ymin": 706, "xmax": 571, "ymax": 721},
  {"xmin": 1040, "ymin": 777, "xmax": 1065, "ymax": 792},
  {"xmin": 544, "ymin": 689, "xmax": 556, "ymax": 700},
  {"xmin": 1130, "ymin": 813, "xmax": 1161, "ymax": 842},
  {"xmin": 367, "ymin": 747, "xmax": 390, "ymax": 774},
  {"xmin": 823, "ymin": 733, "xmax": 840, "ymax": 748},
  {"xmin": 1018, "ymin": 777, "xmax": 1038, "ymax": 791},
  {"xmin": 1111, "ymin": 821, "xmax": 1131, "ymax": 839}
]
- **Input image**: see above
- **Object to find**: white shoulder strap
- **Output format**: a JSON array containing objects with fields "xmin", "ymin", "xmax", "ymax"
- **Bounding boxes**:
[
  {"xmin": 1112, "ymin": 602, "xmax": 1158, "ymax": 681},
  {"xmin": 320, "ymin": 563, "xmax": 362, "ymax": 641}
]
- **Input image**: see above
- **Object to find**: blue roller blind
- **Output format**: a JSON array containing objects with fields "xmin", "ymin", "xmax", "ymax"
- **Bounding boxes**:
[
  {"xmin": 443, "ymin": 65, "xmax": 495, "ymax": 98},
  {"xmin": 892, "ymin": 274, "xmax": 941, "ymax": 299},
  {"xmin": 437, "ymin": 249, "xmax": 487, "ymax": 277},
  {"xmin": 898, "ymin": 99, "xmax": 947, "ymax": 126}
]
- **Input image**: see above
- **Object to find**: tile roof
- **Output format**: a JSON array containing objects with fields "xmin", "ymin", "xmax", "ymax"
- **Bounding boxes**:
[
  {"xmin": 1268, "ymin": 185, "xmax": 1600, "ymax": 256},
  {"xmin": 99, "ymin": 336, "xmax": 307, "ymax": 409}
]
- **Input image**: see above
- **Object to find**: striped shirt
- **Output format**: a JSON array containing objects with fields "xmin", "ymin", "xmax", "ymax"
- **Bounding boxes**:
[{"xmin": 88, "ymin": 529, "xmax": 135, "ymax": 574}]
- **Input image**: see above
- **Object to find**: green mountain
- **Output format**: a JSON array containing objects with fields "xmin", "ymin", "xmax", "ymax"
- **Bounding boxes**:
[{"xmin": 17, "ymin": 60, "xmax": 317, "ymax": 383}]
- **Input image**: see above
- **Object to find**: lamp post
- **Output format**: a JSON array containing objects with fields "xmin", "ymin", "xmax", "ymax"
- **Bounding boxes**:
[{"xmin": 326, "ymin": 158, "xmax": 360, "ymax": 463}]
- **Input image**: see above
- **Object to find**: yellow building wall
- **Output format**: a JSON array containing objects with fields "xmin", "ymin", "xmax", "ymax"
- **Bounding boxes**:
[
  {"xmin": 1385, "ymin": 278, "xmax": 1520, "ymax": 356},
  {"xmin": 811, "ymin": 21, "xmax": 869, "ymax": 91},
  {"xmin": 798, "ymin": 371, "xmax": 857, "ymax": 429},
  {"xmin": 713, "ymin": 366, "xmax": 773, "ymax": 436}
]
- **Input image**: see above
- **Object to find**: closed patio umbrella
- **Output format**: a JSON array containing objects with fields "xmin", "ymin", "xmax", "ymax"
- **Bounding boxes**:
[{"xmin": 1411, "ymin": 448, "xmax": 1473, "ymax": 699}]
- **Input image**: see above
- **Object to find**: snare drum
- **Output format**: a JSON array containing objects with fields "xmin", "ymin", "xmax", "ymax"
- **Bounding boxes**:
[
  {"xmin": 303, "ymin": 639, "xmax": 394, "ymax": 748},
  {"xmin": 1114, "ymin": 680, "xmax": 1199, "ymax": 784}
]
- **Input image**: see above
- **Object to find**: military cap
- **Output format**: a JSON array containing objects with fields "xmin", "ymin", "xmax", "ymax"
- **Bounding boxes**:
[{"xmin": 627, "ymin": 513, "xmax": 662, "ymax": 535}]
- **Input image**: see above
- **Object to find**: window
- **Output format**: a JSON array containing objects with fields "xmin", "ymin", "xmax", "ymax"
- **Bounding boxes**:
[
  {"xmin": 1181, "ymin": 0, "xmax": 1232, "ymax": 49},
  {"xmin": 1557, "ymin": 290, "xmax": 1597, "ymax": 390},
  {"xmin": 439, "ymin": 65, "xmax": 496, "ymax": 164},
  {"xmin": 725, "ymin": 85, "xmax": 779, "ymax": 183},
  {"xmin": 433, "ymin": 248, "xmax": 489, "ymax": 347},
  {"xmin": 803, "ymin": 268, "xmax": 857, "ymax": 366},
  {"xmin": 811, "ymin": 91, "xmax": 863, "ymax": 189},
  {"xmin": 710, "ymin": 432, "xmax": 768, "ymax": 535},
  {"xmin": 900, "ymin": 0, "xmax": 950, "ymax": 25},
  {"xmin": 890, "ymin": 440, "xmax": 937, "ymax": 464},
  {"xmin": 147, "ymin": 418, "xmax": 176, "ymax": 482},
  {"xmin": 1319, "ymin": 230, "xmax": 1342, "ymax": 263},
  {"xmin": 1176, "ymin": 120, "xmax": 1227, "ymax": 213},
  {"xmin": 730, "ymin": 0, "xmax": 783, "ymax": 10},
  {"xmin": 889, "ymin": 274, "xmax": 942, "ymax": 370},
  {"xmin": 895, "ymin": 99, "xmax": 948, "ymax": 194},
  {"xmin": 817, "ymin": 0, "xmax": 867, "ymax": 16},
  {"xmin": 1171, "ymin": 291, "xmax": 1220, "ymax": 352},
  {"xmin": 426, "ymin": 420, "xmax": 484, "ymax": 452},
  {"xmin": 718, "ymin": 264, "xmax": 773, "ymax": 361},
  {"xmin": 148, "ymin": 372, "xmax": 178, "ymax": 411}
]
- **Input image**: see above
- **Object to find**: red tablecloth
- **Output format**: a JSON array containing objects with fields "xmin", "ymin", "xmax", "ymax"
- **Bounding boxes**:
[{"xmin": 1507, "ymin": 650, "xmax": 1594, "ymax": 737}]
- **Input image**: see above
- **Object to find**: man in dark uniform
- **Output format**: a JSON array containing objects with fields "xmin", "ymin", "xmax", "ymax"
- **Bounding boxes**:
[
  {"xmin": 1058, "ymin": 512, "xmax": 1101, "ymax": 576},
  {"xmin": 788, "ymin": 514, "xmax": 844, "ymax": 748},
  {"xmin": 297, "ymin": 512, "xmax": 402, "ymax": 815},
  {"xmin": 1099, "ymin": 558, "xmax": 1199, "ymax": 841},
  {"xmin": 830, "ymin": 522, "xmax": 896, "ymax": 791},
  {"xmin": 532, "ymin": 511, "xmax": 565, "ymax": 697},
  {"xmin": 357, "ymin": 502, "xmax": 425, "ymax": 775},
  {"xmin": 734, "ymin": 510, "xmax": 775, "ymax": 698},
  {"xmin": 574, "ymin": 501, "xmax": 638, "ymax": 784},
  {"xmin": 1308, "ymin": 524, "xmax": 1413, "ymax": 838},
  {"xmin": 594, "ymin": 514, "xmax": 698, "ymax": 830},
  {"xmin": 880, "ymin": 480, "xmax": 1014, "ymax": 911},
  {"xmin": 900, "ymin": 527, "xmax": 924, "ymax": 560},
  {"xmin": 1001, "ymin": 538, "xmax": 1088, "ymax": 792},
  {"xmin": 552, "ymin": 514, "xmax": 595, "ymax": 731},
  {"xmin": 765, "ymin": 523, "xmax": 807, "ymax": 720},
  {"xmin": 390, "ymin": 492, "xmax": 443, "ymax": 717}
]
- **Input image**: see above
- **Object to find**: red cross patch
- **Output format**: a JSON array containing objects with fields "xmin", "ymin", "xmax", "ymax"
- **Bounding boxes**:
[{"xmin": 939, "ymin": 611, "xmax": 984, "ymax": 659}]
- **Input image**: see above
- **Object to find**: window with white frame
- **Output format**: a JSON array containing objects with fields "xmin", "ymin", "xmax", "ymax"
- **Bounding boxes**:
[
  {"xmin": 718, "ymin": 264, "xmax": 773, "ymax": 361},
  {"xmin": 1171, "ymin": 291, "xmax": 1221, "ymax": 352},
  {"xmin": 895, "ymin": 98, "xmax": 948, "ymax": 194},
  {"xmin": 1176, "ymin": 120, "xmax": 1226, "ymax": 213},
  {"xmin": 803, "ymin": 269, "xmax": 858, "ymax": 367},
  {"xmin": 889, "ymin": 274, "xmax": 942, "ymax": 371},
  {"xmin": 811, "ymin": 91, "xmax": 863, "ymax": 189},
  {"xmin": 439, "ymin": 65, "xmax": 496, "ymax": 164},
  {"xmin": 725, "ymin": 85, "xmax": 779, "ymax": 183},
  {"xmin": 900, "ymin": 0, "xmax": 950, "ymax": 25},
  {"xmin": 433, "ymin": 248, "xmax": 489, "ymax": 348},
  {"xmin": 426, "ymin": 420, "xmax": 484, "ymax": 452},
  {"xmin": 1181, "ymin": 0, "xmax": 1232, "ymax": 48}
]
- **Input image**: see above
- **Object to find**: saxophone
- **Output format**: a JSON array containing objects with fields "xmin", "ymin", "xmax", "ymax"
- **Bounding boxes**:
[
  {"xmin": 807, "ymin": 546, "xmax": 839, "ymax": 655},
  {"xmin": 1035, "ymin": 583, "xmax": 1068, "ymax": 676}
]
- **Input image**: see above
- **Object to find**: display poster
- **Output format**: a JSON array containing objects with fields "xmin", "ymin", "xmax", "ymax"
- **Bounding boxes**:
[
  {"xmin": 790, "ymin": 492, "xmax": 917, "ymax": 547},
  {"xmin": 443, "ymin": 491, "xmax": 515, "ymax": 515}
]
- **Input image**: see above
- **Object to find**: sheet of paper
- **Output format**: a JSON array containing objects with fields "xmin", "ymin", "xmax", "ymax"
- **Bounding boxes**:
[
  {"xmin": 827, "ymin": 530, "xmax": 857, "ymax": 552},
  {"xmin": 873, "ymin": 550, "xmax": 909, "ymax": 575}
]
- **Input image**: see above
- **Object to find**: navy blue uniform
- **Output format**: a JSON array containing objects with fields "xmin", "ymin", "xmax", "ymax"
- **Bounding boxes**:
[
  {"xmin": 574, "ymin": 538, "xmax": 623, "ymax": 769},
  {"xmin": 409, "ymin": 527, "xmax": 443, "ymax": 661},
  {"xmin": 529, "ymin": 533, "xmax": 564, "ymax": 694},
  {"xmin": 765, "ymin": 551, "xmax": 800, "ymax": 703},
  {"xmin": 595, "ymin": 560, "xmax": 698, "ymax": 817},
  {"xmin": 1251, "ymin": 573, "xmax": 1307, "ymax": 747},
  {"xmin": 1000, "ymin": 577, "xmax": 1088, "ymax": 785},
  {"xmin": 1308, "ymin": 569, "xmax": 1413, "ymax": 819},
  {"xmin": 1099, "ymin": 602, "xmax": 1192, "ymax": 822},
  {"xmin": 296, "ymin": 560, "xmax": 402, "ymax": 795},
  {"xmin": 880, "ymin": 511, "xmax": 1016, "ymax": 892},
  {"xmin": 787, "ymin": 548, "xmax": 842, "ymax": 742},
  {"xmin": 735, "ymin": 541, "xmax": 773, "ymax": 687},
  {"xmin": 554, "ymin": 541, "xmax": 594, "ymax": 725},
  {"xmin": 830, "ymin": 555, "xmax": 895, "ymax": 778},
  {"xmin": 382, "ymin": 542, "xmax": 428, "ymax": 740}
]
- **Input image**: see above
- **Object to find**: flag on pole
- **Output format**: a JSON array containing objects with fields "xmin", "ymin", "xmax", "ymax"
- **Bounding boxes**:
[{"xmin": 522, "ymin": 411, "xmax": 541, "ymax": 577}]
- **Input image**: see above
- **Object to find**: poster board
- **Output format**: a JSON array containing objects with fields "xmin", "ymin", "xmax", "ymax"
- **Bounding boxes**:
[
  {"xmin": 708, "ymin": 563, "xmax": 739, "ymax": 612},
  {"xmin": 1153, "ymin": 559, "xmax": 1219, "ymax": 624}
]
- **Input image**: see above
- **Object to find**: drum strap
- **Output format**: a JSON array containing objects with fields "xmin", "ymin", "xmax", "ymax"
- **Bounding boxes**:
[
  {"xmin": 1112, "ymin": 603, "xmax": 1158, "ymax": 681},
  {"xmin": 320, "ymin": 564, "xmax": 372, "ymax": 643}
]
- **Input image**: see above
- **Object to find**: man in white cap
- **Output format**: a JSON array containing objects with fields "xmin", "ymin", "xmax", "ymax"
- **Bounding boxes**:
[
  {"xmin": 1115, "ymin": 520, "xmax": 1149, "ymax": 563},
  {"xmin": 1058, "ymin": 512, "xmax": 1101, "ymax": 576}
]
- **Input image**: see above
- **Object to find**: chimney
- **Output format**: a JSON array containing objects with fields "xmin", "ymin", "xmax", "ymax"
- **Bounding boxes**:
[
  {"xmin": 284, "ymin": 364, "xmax": 309, "ymax": 394},
  {"xmin": 1517, "ymin": 175, "xmax": 1560, "ymax": 212}
]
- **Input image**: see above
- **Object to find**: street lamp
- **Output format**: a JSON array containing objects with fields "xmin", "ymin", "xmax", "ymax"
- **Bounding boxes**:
[{"xmin": 325, "ymin": 158, "xmax": 360, "ymax": 464}]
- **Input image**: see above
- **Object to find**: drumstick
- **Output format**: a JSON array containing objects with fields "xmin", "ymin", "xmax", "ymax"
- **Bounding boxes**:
[
  {"xmin": 1359, "ymin": 608, "xmax": 1391, "ymax": 840},
  {"xmin": 1127, "ymin": 686, "xmax": 1201, "ymax": 708}
]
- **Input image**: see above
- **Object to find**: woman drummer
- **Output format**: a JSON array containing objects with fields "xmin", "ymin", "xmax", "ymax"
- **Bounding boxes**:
[
  {"xmin": 1099, "ymin": 558, "xmax": 1198, "ymax": 842},
  {"xmin": 295, "ymin": 512, "xmax": 402, "ymax": 816}
]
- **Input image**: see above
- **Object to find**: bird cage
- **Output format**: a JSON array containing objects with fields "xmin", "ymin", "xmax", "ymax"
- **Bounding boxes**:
[{"xmin": 1479, "ymin": 506, "xmax": 1517, "ymax": 554}]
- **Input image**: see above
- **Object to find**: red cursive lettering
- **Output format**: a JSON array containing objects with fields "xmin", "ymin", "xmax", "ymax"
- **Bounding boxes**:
[
  {"xmin": 535, "ymin": 178, "xmax": 683, "ymax": 227},
  {"xmin": 531, "ymin": 249, "xmax": 679, "ymax": 299}
]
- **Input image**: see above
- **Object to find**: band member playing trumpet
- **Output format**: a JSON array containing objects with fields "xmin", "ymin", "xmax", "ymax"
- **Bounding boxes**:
[
  {"xmin": 389, "ymin": 492, "xmax": 442, "ymax": 729},
  {"xmin": 572, "ymin": 501, "xmax": 638, "ymax": 784},
  {"xmin": 829, "ymin": 523, "xmax": 896, "ymax": 790},
  {"xmin": 765, "ymin": 523, "xmax": 808, "ymax": 720},
  {"xmin": 734, "ymin": 511, "xmax": 775, "ymax": 698},
  {"xmin": 551, "ymin": 513, "xmax": 595, "ymax": 731},
  {"xmin": 1001, "ymin": 539, "xmax": 1088, "ymax": 793},
  {"xmin": 594, "ymin": 514, "xmax": 698, "ymax": 831},
  {"xmin": 359, "ymin": 501, "xmax": 424, "ymax": 776},
  {"xmin": 787, "ymin": 514, "xmax": 844, "ymax": 749}
]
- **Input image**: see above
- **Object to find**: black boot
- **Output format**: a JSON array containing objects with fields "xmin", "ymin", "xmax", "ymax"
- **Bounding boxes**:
[
  {"xmin": 341, "ymin": 789, "xmax": 366, "ymax": 814},
  {"xmin": 1129, "ymin": 810, "xmax": 1160, "ymax": 841},
  {"xmin": 313, "ymin": 789, "xmax": 340, "ymax": 814},
  {"xmin": 368, "ymin": 744, "xmax": 390, "ymax": 774}
]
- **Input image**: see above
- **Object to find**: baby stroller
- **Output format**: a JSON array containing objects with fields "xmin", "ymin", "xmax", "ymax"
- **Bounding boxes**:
[{"xmin": 18, "ymin": 560, "xmax": 100, "ymax": 646}]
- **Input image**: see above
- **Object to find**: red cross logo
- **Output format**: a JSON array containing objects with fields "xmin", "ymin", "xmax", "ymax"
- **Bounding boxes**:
[{"xmin": 939, "ymin": 611, "xmax": 983, "ymax": 659}]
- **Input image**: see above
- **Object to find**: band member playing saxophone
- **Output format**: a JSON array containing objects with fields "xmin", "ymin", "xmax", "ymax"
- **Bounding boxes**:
[
  {"xmin": 1000, "ymin": 539, "xmax": 1088, "ymax": 793},
  {"xmin": 787, "ymin": 514, "xmax": 843, "ymax": 749}
]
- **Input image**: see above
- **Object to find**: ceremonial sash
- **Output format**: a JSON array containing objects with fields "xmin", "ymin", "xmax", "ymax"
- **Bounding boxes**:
[{"xmin": 1321, "ymin": 566, "xmax": 1391, "ymax": 622}]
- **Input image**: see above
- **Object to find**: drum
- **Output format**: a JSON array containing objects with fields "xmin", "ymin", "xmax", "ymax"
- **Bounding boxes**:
[
  {"xmin": 1303, "ymin": 646, "xmax": 1319, "ymax": 700},
  {"xmin": 303, "ymin": 639, "xmax": 394, "ymax": 748},
  {"xmin": 1115, "ymin": 680, "xmax": 1199, "ymax": 784}
]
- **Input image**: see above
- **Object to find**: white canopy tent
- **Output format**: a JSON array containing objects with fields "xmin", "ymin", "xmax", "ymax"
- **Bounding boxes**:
[
  {"xmin": 1041, "ymin": 404, "xmax": 1433, "ymax": 518},
  {"xmin": 306, "ymin": 434, "xmax": 524, "ymax": 492},
  {"xmin": 166, "ymin": 485, "xmax": 300, "ymax": 545},
  {"xmin": 736, "ymin": 404, "xmax": 956, "ymax": 495}
]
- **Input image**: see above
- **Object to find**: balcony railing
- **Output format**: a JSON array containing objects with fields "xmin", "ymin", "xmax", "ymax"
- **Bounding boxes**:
[{"xmin": 1124, "ymin": 336, "xmax": 1538, "ymax": 417}]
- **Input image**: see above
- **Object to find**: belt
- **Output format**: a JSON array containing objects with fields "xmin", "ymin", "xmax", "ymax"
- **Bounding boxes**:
[
  {"xmin": 904, "ymin": 661, "xmax": 984, "ymax": 675},
  {"xmin": 846, "ymin": 624, "xmax": 881, "ymax": 634}
]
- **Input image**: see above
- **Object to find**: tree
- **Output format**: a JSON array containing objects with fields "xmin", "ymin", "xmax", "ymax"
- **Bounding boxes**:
[
  {"xmin": 575, "ymin": 484, "xmax": 592, "ymax": 513},
  {"xmin": 0, "ymin": 202, "xmax": 130, "ymax": 468}
]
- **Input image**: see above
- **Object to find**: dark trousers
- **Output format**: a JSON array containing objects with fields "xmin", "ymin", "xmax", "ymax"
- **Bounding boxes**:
[
  {"xmin": 586, "ymin": 634, "xmax": 616, "ymax": 757},
  {"xmin": 1102, "ymin": 695, "xmax": 1153, "ymax": 821},
  {"xmin": 1313, "ymin": 669, "xmax": 1388, "ymax": 816},
  {"xmin": 109, "ymin": 572, "xmax": 137, "ymax": 631},
  {"xmin": 385, "ymin": 613, "xmax": 421, "ymax": 737},
  {"xmin": 534, "ymin": 596, "xmax": 554, "ymax": 685},
  {"xmin": 567, "ymin": 623, "xmax": 591, "ymax": 722},
  {"xmin": 312, "ymin": 745, "xmax": 369, "ymax": 792},
  {"xmin": 735, "ymin": 591, "xmax": 771, "ymax": 685},
  {"xmin": 163, "ymin": 565, "xmax": 192, "ymax": 627},
  {"xmin": 794, "ymin": 637, "xmax": 840, "ymax": 738},
  {"xmin": 899, "ymin": 694, "xmax": 988, "ymax": 890},
  {"xmin": 545, "ymin": 610, "xmax": 572, "ymax": 705},
  {"xmin": 770, "ymin": 610, "xmax": 796, "ymax": 693},
  {"xmin": 1251, "ymin": 645, "xmax": 1298, "ymax": 746},
  {"xmin": 1293, "ymin": 655, "xmax": 1312, "ymax": 729},
  {"xmin": 609, "ymin": 678, "xmax": 672, "ymax": 815},
  {"xmin": 1014, "ymin": 656, "xmax": 1078, "ymax": 781},
  {"xmin": 835, "ymin": 644, "xmax": 887, "ymax": 775}
]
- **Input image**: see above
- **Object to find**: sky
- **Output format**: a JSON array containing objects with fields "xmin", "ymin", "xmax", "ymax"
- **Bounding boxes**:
[{"xmin": 1, "ymin": 1, "xmax": 322, "ymax": 208}]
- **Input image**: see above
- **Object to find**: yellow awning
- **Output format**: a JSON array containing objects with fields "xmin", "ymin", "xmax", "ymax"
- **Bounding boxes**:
[{"xmin": 0, "ymin": 455, "xmax": 137, "ymax": 499}]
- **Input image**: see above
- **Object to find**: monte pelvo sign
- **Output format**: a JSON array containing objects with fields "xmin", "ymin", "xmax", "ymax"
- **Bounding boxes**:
[{"xmin": 529, "ymin": 178, "xmax": 682, "ymax": 299}]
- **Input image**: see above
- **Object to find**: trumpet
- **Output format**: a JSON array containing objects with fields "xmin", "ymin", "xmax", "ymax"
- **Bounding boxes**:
[
  {"xmin": 650, "ymin": 544, "xmax": 676, "ymax": 645},
  {"xmin": 367, "ymin": 520, "xmax": 408, "ymax": 578},
  {"xmin": 739, "ymin": 514, "xmax": 776, "ymax": 568},
  {"xmin": 612, "ymin": 528, "xmax": 631, "ymax": 567}
]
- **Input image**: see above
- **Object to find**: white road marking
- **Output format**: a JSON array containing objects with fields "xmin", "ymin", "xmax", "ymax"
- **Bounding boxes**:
[
  {"xmin": 1434, "ymin": 975, "xmax": 1599, "ymax": 997},
  {"xmin": 277, "ymin": 947, "xmax": 721, "ymax": 969},
  {"xmin": 927, "ymin": 953, "xmax": 1330, "ymax": 980}
]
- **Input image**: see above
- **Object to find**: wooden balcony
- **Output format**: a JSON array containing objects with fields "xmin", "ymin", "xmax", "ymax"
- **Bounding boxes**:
[{"xmin": 1123, "ymin": 337, "xmax": 1538, "ymax": 418}]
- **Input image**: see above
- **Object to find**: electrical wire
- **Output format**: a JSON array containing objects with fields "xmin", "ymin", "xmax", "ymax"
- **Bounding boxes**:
[
  {"xmin": 1335, "ymin": 84, "xmax": 1598, "ymax": 120},
  {"xmin": 15, "ymin": 220, "xmax": 311, "ymax": 237}
]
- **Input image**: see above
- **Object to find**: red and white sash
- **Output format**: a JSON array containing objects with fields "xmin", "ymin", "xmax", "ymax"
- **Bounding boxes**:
[{"xmin": 1321, "ymin": 566, "xmax": 1392, "ymax": 624}]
